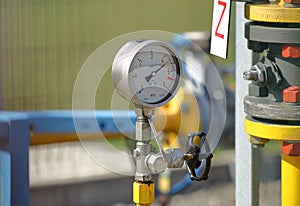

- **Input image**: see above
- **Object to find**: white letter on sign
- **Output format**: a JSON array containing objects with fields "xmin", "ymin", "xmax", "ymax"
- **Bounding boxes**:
[{"xmin": 210, "ymin": 0, "xmax": 231, "ymax": 59}]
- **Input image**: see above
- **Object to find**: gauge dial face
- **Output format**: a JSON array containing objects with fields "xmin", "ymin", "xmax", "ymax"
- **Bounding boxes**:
[{"xmin": 128, "ymin": 45, "xmax": 180, "ymax": 104}]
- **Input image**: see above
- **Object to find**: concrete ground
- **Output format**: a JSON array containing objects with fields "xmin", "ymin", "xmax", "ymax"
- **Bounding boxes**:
[
  {"xmin": 166, "ymin": 181, "xmax": 280, "ymax": 206},
  {"xmin": 116, "ymin": 180, "xmax": 280, "ymax": 206},
  {"xmin": 30, "ymin": 141, "xmax": 281, "ymax": 206}
]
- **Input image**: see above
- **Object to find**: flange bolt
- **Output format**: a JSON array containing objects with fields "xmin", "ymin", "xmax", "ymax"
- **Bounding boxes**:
[
  {"xmin": 282, "ymin": 45, "xmax": 300, "ymax": 58},
  {"xmin": 283, "ymin": 86, "xmax": 300, "ymax": 103},
  {"xmin": 243, "ymin": 70, "xmax": 259, "ymax": 81},
  {"xmin": 284, "ymin": 0, "xmax": 300, "ymax": 5},
  {"xmin": 282, "ymin": 142, "xmax": 300, "ymax": 156},
  {"xmin": 243, "ymin": 64, "xmax": 265, "ymax": 83}
]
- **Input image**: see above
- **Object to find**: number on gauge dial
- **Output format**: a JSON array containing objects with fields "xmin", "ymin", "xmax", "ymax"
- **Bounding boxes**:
[{"xmin": 129, "ymin": 45, "xmax": 179, "ymax": 104}]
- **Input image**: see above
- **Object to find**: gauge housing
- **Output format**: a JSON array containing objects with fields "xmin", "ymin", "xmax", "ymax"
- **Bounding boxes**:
[{"xmin": 112, "ymin": 40, "xmax": 182, "ymax": 107}]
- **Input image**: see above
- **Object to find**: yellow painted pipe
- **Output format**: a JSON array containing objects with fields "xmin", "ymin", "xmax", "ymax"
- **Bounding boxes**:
[
  {"xmin": 282, "ymin": 153, "xmax": 300, "ymax": 206},
  {"xmin": 158, "ymin": 169, "xmax": 171, "ymax": 194},
  {"xmin": 244, "ymin": 117, "xmax": 300, "ymax": 141},
  {"xmin": 158, "ymin": 132, "xmax": 179, "ymax": 195},
  {"xmin": 155, "ymin": 87, "xmax": 201, "ymax": 136},
  {"xmin": 245, "ymin": 0, "xmax": 300, "ymax": 23}
]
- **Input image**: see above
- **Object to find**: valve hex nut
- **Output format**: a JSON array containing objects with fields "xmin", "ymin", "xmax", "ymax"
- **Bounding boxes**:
[
  {"xmin": 133, "ymin": 181, "xmax": 155, "ymax": 205},
  {"xmin": 146, "ymin": 154, "xmax": 167, "ymax": 173}
]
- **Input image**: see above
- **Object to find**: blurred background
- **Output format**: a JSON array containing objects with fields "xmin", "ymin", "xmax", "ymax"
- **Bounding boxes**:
[
  {"xmin": 0, "ymin": 1, "xmax": 281, "ymax": 206},
  {"xmin": 0, "ymin": 0, "xmax": 235, "ymax": 110}
]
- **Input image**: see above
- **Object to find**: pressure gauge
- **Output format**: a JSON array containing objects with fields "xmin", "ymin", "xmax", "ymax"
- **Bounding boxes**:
[{"xmin": 112, "ymin": 40, "xmax": 182, "ymax": 107}]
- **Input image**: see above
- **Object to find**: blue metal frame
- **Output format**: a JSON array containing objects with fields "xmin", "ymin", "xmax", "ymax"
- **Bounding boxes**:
[
  {"xmin": 0, "ymin": 110, "xmax": 136, "ymax": 206},
  {"xmin": 0, "ymin": 112, "xmax": 30, "ymax": 206},
  {"xmin": 0, "ymin": 150, "xmax": 11, "ymax": 206}
]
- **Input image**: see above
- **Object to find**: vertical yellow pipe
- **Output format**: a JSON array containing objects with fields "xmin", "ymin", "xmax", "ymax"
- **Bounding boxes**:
[
  {"xmin": 277, "ymin": 0, "xmax": 284, "ymax": 5},
  {"xmin": 282, "ymin": 153, "xmax": 300, "ymax": 206}
]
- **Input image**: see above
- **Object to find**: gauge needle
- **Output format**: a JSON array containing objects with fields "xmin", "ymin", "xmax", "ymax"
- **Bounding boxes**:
[
  {"xmin": 138, "ymin": 87, "xmax": 144, "ymax": 94},
  {"xmin": 145, "ymin": 60, "xmax": 170, "ymax": 82}
]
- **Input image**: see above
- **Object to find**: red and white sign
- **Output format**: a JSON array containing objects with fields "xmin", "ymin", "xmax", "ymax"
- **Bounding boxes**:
[{"xmin": 210, "ymin": 0, "xmax": 231, "ymax": 59}]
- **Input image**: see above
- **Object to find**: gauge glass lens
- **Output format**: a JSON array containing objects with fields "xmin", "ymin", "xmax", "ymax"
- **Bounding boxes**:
[{"xmin": 129, "ymin": 45, "xmax": 180, "ymax": 104}]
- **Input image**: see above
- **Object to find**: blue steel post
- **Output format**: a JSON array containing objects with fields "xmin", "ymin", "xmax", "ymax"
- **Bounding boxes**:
[
  {"xmin": 0, "ymin": 119, "xmax": 10, "ymax": 206},
  {"xmin": 0, "ymin": 113, "xmax": 30, "ymax": 206},
  {"xmin": 0, "ymin": 150, "xmax": 10, "ymax": 206},
  {"xmin": 10, "ymin": 116, "xmax": 30, "ymax": 206}
]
